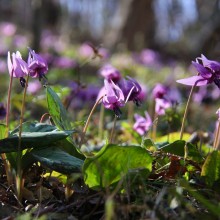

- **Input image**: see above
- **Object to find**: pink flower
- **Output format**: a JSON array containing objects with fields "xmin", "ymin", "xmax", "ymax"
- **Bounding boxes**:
[
  {"xmin": 7, "ymin": 51, "xmax": 29, "ymax": 78},
  {"xmin": 99, "ymin": 64, "xmax": 121, "ymax": 82},
  {"xmin": 102, "ymin": 79, "xmax": 125, "ymax": 117},
  {"xmin": 133, "ymin": 111, "xmax": 152, "ymax": 135},
  {"xmin": 155, "ymin": 98, "xmax": 171, "ymax": 116},
  {"xmin": 28, "ymin": 48, "xmax": 48, "ymax": 79}
]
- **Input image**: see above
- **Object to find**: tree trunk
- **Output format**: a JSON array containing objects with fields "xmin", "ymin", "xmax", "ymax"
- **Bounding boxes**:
[{"xmin": 104, "ymin": 0, "xmax": 155, "ymax": 51}]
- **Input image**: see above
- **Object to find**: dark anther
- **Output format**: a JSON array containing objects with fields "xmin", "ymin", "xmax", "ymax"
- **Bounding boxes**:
[
  {"xmin": 134, "ymin": 98, "xmax": 142, "ymax": 107},
  {"xmin": 20, "ymin": 77, "xmax": 26, "ymax": 88},
  {"xmin": 113, "ymin": 107, "xmax": 122, "ymax": 118},
  {"xmin": 214, "ymin": 78, "xmax": 220, "ymax": 89}
]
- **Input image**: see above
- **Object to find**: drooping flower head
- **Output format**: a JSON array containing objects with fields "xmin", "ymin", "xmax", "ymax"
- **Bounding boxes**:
[
  {"xmin": 7, "ymin": 51, "xmax": 29, "ymax": 78},
  {"xmin": 102, "ymin": 79, "xmax": 125, "ymax": 117},
  {"xmin": 177, "ymin": 54, "xmax": 220, "ymax": 88},
  {"xmin": 133, "ymin": 111, "xmax": 152, "ymax": 135},
  {"xmin": 28, "ymin": 48, "xmax": 48, "ymax": 80},
  {"xmin": 99, "ymin": 64, "xmax": 121, "ymax": 82},
  {"xmin": 118, "ymin": 76, "xmax": 142, "ymax": 106}
]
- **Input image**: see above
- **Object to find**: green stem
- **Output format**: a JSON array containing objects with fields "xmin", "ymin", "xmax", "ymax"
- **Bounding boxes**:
[
  {"xmin": 110, "ymin": 115, "xmax": 117, "ymax": 143},
  {"xmin": 180, "ymin": 84, "xmax": 196, "ymax": 140},
  {"xmin": 17, "ymin": 74, "xmax": 30, "ymax": 201}
]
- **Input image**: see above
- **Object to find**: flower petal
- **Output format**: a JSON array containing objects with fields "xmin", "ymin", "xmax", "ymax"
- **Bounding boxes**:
[
  {"xmin": 192, "ymin": 62, "xmax": 212, "ymax": 78},
  {"xmin": 176, "ymin": 75, "xmax": 208, "ymax": 86}
]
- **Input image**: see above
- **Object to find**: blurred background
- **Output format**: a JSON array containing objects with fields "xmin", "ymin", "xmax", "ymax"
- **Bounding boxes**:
[
  {"xmin": 0, "ymin": 0, "xmax": 220, "ymax": 60},
  {"xmin": 0, "ymin": 0, "xmax": 220, "ymax": 135}
]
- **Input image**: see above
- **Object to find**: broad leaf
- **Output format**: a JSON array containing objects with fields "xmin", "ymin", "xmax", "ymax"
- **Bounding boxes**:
[
  {"xmin": 201, "ymin": 150, "xmax": 220, "ymax": 186},
  {"xmin": 10, "ymin": 122, "xmax": 57, "ymax": 135},
  {"xmin": 0, "ymin": 124, "xmax": 6, "ymax": 139},
  {"xmin": 31, "ymin": 147, "xmax": 83, "ymax": 174},
  {"xmin": 83, "ymin": 144, "xmax": 152, "ymax": 189},
  {"xmin": 141, "ymin": 138, "xmax": 156, "ymax": 151},
  {"xmin": 0, "ymin": 130, "xmax": 72, "ymax": 153},
  {"xmin": 160, "ymin": 140, "xmax": 203, "ymax": 162},
  {"xmin": 46, "ymin": 86, "xmax": 72, "ymax": 131}
]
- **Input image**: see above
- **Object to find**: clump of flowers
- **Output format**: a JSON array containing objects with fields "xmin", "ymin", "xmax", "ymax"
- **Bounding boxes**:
[{"xmin": 8, "ymin": 48, "xmax": 48, "ymax": 84}]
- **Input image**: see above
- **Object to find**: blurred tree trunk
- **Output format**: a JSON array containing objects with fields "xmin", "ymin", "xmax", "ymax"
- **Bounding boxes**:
[
  {"xmin": 31, "ymin": 0, "xmax": 43, "ymax": 51},
  {"xmin": 104, "ymin": 0, "xmax": 155, "ymax": 51},
  {"xmin": 31, "ymin": 0, "xmax": 61, "ymax": 51}
]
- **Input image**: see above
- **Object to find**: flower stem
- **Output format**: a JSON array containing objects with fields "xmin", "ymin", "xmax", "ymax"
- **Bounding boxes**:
[
  {"xmin": 214, "ymin": 120, "xmax": 220, "ymax": 150},
  {"xmin": 110, "ymin": 115, "xmax": 117, "ymax": 143},
  {"xmin": 17, "ymin": 74, "xmax": 30, "ymax": 201},
  {"xmin": 2, "ymin": 73, "xmax": 14, "ymax": 186},
  {"xmin": 80, "ymin": 96, "xmax": 104, "ymax": 148},
  {"xmin": 152, "ymin": 113, "xmax": 158, "ymax": 141},
  {"xmin": 40, "ymin": 112, "xmax": 50, "ymax": 123},
  {"xmin": 98, "ymin": 104, "xmax": 105, "ymax": 139},
  {"xmin": 180, "ymin": 84, "xmax": 196, "ymax": 140},
  {"xmin": 5, "ymin": 74, "xmax": 14, "ymax": 134}
]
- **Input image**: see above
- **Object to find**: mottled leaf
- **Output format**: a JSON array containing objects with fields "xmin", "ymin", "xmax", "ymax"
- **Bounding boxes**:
[
  {"xmin": 0, "ymin": 130, "xmax": 73, "ymax": 153},
  {"xmin": 31, "ymin": 147, "xmax": 83, "ymax": 174}
]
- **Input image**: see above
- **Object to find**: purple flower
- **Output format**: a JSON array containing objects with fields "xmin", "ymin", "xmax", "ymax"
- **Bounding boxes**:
[
  {"xmin": 28, "ymin": 49, "xmax": 48, "ymax": 79},
  {"xmin": 136, "ymin": 84, "xmax": 148, "ymax": 102},
  {"xmin": 78, "ymin": 43, "xmax": 94, "ymax": 58},
  {"xmin": 103, "ymin": 79, "xmax": 125, "ymax": 117},
  {"xmin": 7, "ymin": 51, "xmax": 29, "ymax": 78},
  {"xmin": 0, "ymin": 103, "xmax": 6, "ymax": 120},
  {"xmin": 155, "ymin": 98, "xmax": 171, "ymax": 116},
  {"xmin": 99, "ymin": 64, "xmax": 121, "ymax": 82},
  {"xmin": 27, "ymin": 81, "xmax": 42, "ymax": 95},
  {"xmin": 133, "ymin": 111, "xmax": 152, "ymax": 135},
  {"xmin": 152, "ymin": 83, "xmax": 167, "ymax": 99},
  {"xmin": 53, "ymin": 56, "xmax": 78, "ymax": 69},
  {"xmin": 118, "ymin": 76, "xmax": 142, "ymax": 106},
  {"xmin": 177, "ymin": 55, "xmax": 220, "ymax": 88},
  {"xmin": 138, "ymin": 49, "xmax": 160, "ymax": 67},
  {"xmin": 0, "ymin": 22, "xmax": 16, "ymax": 36}
]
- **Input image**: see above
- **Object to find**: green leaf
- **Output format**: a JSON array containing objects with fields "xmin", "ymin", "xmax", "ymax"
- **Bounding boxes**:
[
  {"xmin": 141, "ymin": 138, "xmax": 156, "ymax": 151},
  {"xmin": 156, "ymin": 132, "xmax": 191, "ymax": 143},
  {"xmin": 31, "ymin": 147, "xmax": 83, "ymax": 174},
  {"xmin": 0, "ymin": 124, "xmax": 6, "ymax": 139},
  {"xmin": 160, "ymin": 140, "xmax": 186, "ymax": 156},
  {"xmin": 10, "ymin": 122, "xmax": 57, "ymax": 135},
  {"xmin": 83, "ymin": 144, "xmax": 152, "ymax": 189},
  {"xmin": 0, "ymin": 130, "xmax": 72, "ymax": 153},
  {"xmin": 46, "ymin": 86, "xmax": 72, "ymax": 131},
  {"xmin": 160, "ymin": 140, "xmax": 203, "ymax": 162},
  {"xmin": 201, "ymin": 150, "xmax": 220, "ymax": 186}
]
